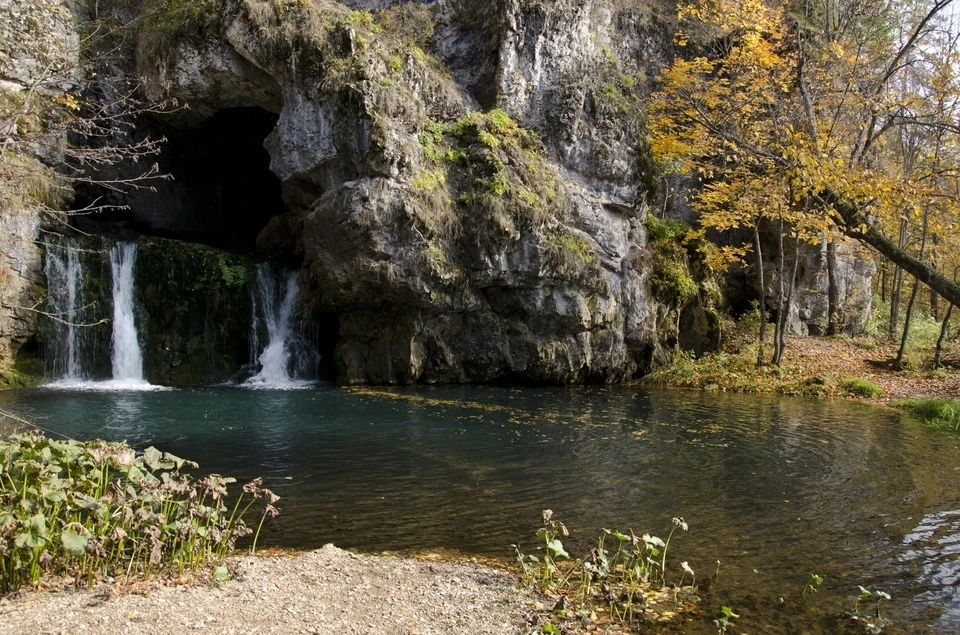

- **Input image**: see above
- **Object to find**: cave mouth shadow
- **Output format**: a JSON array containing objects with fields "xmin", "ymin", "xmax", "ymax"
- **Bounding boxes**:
[
  {"xmin": 154, "ymin": 107, "xmax": 288, "ymax": 253},
  {"xmin": 76, "ymin": 106, "xmax": 289, "ymax": 254}
]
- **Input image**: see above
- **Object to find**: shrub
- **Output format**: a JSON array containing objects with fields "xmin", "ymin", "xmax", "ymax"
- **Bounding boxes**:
[
  {"xmin": 647, "ymin": 217, "xmax": 698, "ymax": 307},
  {"xmin": 514, "ymin": 511, "xmax": 697, "ymax": 629},
  {"xmin": 840, "ymin": 377, "xmax": 883, "ymax": 399},
  {"xmin": 0, "ymin": 434, "xmax": 277, "ymax": 594}
]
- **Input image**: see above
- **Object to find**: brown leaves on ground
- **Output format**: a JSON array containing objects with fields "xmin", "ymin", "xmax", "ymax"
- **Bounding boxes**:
[
  {"xmin": 785, "ymin": 336, "xmax": 960, "ymax": 403},
  {"xmin": 646, "ymin": 334, "xmax": 960, "ymax": 404}
]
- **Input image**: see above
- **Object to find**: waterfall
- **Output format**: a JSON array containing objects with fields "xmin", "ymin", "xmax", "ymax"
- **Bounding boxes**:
[
  {"xmin": 43, "ymin": 237, "xmax": 85, "ymax": 380},
  {"xmin": 244, "ymin": 265, "xmax": 316, "ymax": 389},
  {"xmin": 109, "ymin": 242, "xmax": 145, "ymax": 383}
]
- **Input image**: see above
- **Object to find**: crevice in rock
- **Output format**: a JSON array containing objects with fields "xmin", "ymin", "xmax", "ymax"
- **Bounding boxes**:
[{"xmin": 311, "ymin": 311, "xmax": 341, "ymax": 382}]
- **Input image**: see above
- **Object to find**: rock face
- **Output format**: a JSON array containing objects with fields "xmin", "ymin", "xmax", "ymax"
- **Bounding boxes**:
[
  {"xmin": 123, "ymin": 0, "xmax": 681, "ymax": 384},
  {"xmin": 780, "ymin": 240, "xmax": 876, "ymax": 336},
  {"xmin": 3, "ymin": 0, "xmax": 879, "ymax": 384},
  {"xmin": 0, "ymin": 209, "xmax": 43, "ymax": 381},
  {"xmin": 0, "ymin": 0, "xmax": 80, "ymax": 382}
]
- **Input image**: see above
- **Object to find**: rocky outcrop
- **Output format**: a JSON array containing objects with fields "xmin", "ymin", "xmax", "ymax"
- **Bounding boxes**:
[
  {"xmin": 0, "ymin": 0, "xmax": 81, "ymax": 382},
  {"xmin": 121, "ymin": 0, "xmax": 676, "ymax": 384},
  {"xmin": 0, "ymin": 208, "xmax": 43, "ymax": 381},
  {"xmin": 779, "ymin": 240, "xmax": 876, "ymax": 336}
]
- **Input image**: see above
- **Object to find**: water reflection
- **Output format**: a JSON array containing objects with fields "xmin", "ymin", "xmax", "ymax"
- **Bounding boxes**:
[
  {"xmin": 1, "ymin": 385, "xmax": 959, "ymax": 631},
  {"xmin": 901, "ymin": 509, "xmax": 960, "ymax": 630}
]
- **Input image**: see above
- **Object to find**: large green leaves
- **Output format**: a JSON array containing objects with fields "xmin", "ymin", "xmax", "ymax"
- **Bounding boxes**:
[{"xmin": 61, "ymin": 527, "xmax": 89, "ymax": 557}]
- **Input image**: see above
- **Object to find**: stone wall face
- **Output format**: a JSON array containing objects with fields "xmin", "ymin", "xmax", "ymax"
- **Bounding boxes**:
[
  {"xmin": 0, "ymin": 0, "xmax": 80, "ymax": 380},
  {"xmin": 2, "ymin": 0, "xmax": 878, "ymax": 384},
  {"xmin": 121, "ymin": 0, "xmax": 679, "ymax": 384}
]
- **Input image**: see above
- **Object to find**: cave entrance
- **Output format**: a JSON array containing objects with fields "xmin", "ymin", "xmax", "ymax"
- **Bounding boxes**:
[
  {"xmin": 81, "ymin": 107, "xmax": 289, "ymax": 253},
  {"xmin": 158, "ymin": 107, "xmax": 286, "ymax": 252}
]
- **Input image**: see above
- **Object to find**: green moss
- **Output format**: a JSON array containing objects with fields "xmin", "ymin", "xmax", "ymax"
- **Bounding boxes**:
[
  {"xmin": 135, "ymin": 239, "xmax": 253, "ymax": 385},
  {"xmin": 0, "ymin": 358, "xmax": 43, "ymax": 390},
  {"xmin": 374, "ymin": 4, "xmax": 434, "ymax": 47},
  {"xmin": 418, "ymin": 110, "xmax": 567, "ymax": 236},
  {"xmin": 346, "ymin": 9, "xmax": 379, "ymax": 30},
  {"xmin": 647, "ymin": 217, "xmax": 698, "ymax": 306},
  {"xmin": 411, "ymin": 169, "xmax": 447, "ymax": 193},
  {"xmin": 387, "ymin": 55, "xmax": 403, "ymax": 75},
  {"xmin": 840, "ymin": 376, "xmax": 883, "ymax": 398},
  {"xmin": 112, "ymin": 0, "xmax": 223, "ymax": 57},
  {"xmin": 217, "ymin": 256, "xmax": 247, "ymax": 289},
  {"xmin": 543, "ymin": 231, "xmax": 598, "ymax": 278}
]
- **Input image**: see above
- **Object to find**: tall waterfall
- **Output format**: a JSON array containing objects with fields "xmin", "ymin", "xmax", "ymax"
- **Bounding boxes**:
[
  {"xmin": 245, "ymin": 265, "xmax": 316, "ymax": 389},
  {"xmin": 43, "ymin": 238, "xmax": 157, "ymax": 390},
  {"xmin": 109, "ymin": 242, "xmax": 145, "ymax": 383},
  {"xmin": 43, "ymin": 237, "xmax": 85, "ymax": 380}
]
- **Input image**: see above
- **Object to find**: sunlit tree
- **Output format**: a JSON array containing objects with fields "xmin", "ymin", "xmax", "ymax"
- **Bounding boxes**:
[{"xmin": 651, "ymin": 0, "xmax": 960, "ymax": 363}]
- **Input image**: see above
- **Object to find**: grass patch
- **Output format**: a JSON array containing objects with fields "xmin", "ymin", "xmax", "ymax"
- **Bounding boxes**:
[
  {"xmin": 896, "ymin": 398, "xmax": 960, "ymax": 430},
  {"xmin": 0, "ymin": 433, "xmax": 277, "ymax": 594},
  {"xmin": 840, "ymin": 377, "xmax": 883, "ymax": 399}
]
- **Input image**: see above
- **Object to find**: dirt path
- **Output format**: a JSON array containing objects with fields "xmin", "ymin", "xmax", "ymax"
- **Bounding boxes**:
[{"xmin": 0, "ymin": 546, "xmax": 537, "ymax": 635}]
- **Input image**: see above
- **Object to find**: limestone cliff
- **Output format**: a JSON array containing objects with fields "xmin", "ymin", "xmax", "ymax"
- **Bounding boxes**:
[
  {"xmin": 119, "ymin": 0, "xmax": 681, "ymax": 384},
  {"xmin": 0, "ymin": 0, "xmax": 81, "ymax": 383},
  {"xmin": 2, "ymin": 0, "xmax": 878, "ymax": 385}
]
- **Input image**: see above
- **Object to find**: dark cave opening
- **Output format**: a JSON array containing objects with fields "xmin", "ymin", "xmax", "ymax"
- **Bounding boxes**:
[
  {"xmin": 80, "ymin": 107, "xmax": 288, "ymax": 254},
  {"xmin": 153, "ymin": 107, "xmax": 287, "ymax": 252}
]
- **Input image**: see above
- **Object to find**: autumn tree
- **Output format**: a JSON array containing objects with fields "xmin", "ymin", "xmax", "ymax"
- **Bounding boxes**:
[{"xmin": 651, "ymin": 0, "xmax": 960, "ymax": 363}]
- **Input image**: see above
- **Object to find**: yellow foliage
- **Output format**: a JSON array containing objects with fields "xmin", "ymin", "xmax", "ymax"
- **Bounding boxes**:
[{"xmin": 650, "ymin": 0, "xmax": 960, "ymax": 281}]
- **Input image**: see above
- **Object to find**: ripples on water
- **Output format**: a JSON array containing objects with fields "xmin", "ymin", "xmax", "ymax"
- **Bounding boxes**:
[{"xmin": 1, "ymin": 385, "xmax": 959, "ymax": 632}]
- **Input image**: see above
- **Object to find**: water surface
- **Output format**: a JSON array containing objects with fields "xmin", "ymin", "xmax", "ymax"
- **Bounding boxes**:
[{"xmin": 2, "ymin": 385, "xmax": 958, "ymax": 632}]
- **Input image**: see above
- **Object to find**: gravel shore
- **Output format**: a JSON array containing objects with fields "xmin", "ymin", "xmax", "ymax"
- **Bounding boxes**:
[{"xmin": 0, "ymin": 545, "xmax": 536, "ymax": 634}]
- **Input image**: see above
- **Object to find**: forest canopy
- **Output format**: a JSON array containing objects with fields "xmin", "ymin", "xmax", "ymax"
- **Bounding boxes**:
[{"xmin": 650, "ymin": 0, "xmax": 960, "ymax": 362}]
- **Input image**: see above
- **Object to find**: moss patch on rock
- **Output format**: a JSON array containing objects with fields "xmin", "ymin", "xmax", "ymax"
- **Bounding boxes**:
[{"xmin": 135, "ymin": 239, "xmax": 253, "ymax": 385}]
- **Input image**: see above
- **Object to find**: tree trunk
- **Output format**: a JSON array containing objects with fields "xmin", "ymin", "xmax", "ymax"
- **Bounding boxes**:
[
  {"xmin": 772, "ymin": 216, "xmax": 786, "ymax": 363},
  {"xmin": 888, "ymin": 217, "xmax": 908, "ymax": 340},
  {"xmin": 826, "ymin": 240, "xmax": 840, "ymax": 335},
  {"xmin": 895, "ymin": 208, "xmax": 929, "ymax": 367},
  {"xmin": 753, "ymin": 223, "xmax": 767, "ymax": 367},
  {"xmin": 773, "ymin": 239, "xmax": 800, "ymax": 366},
  {"xmin": 880, "ymin": 262, "xmax": 888, "ymax": 304},
  {"xmin": 930, "ymin": 234, "xmax": 940, "ymax": 321},
  {"xmin": 827, "ymin": 192, "xmax": 960, "ymax": 309},
  {"xmin": 934, "ymin": 304, "xmax": 953, "ymax": 369},
  {"xmin": 890, "ymin": 266, "xmax": 904, "ymax": 340}
]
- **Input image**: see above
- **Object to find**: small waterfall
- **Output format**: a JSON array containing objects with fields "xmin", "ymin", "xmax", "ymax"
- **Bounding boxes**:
[
  {"xmin": 43, "ymin": 237, "xmax": 85, "ymax": 380},
  {"xmin": 109, "ymin": 242, "xmax": 145, "ymax": 383},
  {"xmin": 245, "ymin": 265, "xmax": 317, "ymax": 389}
]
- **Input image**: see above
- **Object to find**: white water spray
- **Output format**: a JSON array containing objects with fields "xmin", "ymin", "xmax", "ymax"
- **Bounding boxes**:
[
  {"xmin": 109, "ymin": 242, "xmax": 145, "ymax": 384},
  {"xmin": 43, "ymin": 237, "xmax": 84, "ymax": 380},
  {"xmin": 245, "ymin": 266, "xmax": 308, "ymax": 388}
]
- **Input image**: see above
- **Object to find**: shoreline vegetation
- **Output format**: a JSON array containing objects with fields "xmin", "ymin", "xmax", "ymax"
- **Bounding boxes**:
[
  {"xmin": 643, "ymin": 327, "xmax": 960, "ymax": 430},
  {"xmin": 1, "ymin": 328, "xmax": 958, "ymax": 633}
]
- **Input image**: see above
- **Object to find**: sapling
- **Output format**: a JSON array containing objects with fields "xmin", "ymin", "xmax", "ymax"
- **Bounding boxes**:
[
  {"xmin": 714, "ymin": 605, "xmax": 739, "ymax": 634},
  {"xmin": 804, "ymin": 573, "xmax": 823, "ymax": 597},
  {"xmin": 874, "ymin": 590, "xmax": 891, "ymax": 618},
  {"xmin": 854, "ymin": 586, "xmax": 872, "ymax": 615}
]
